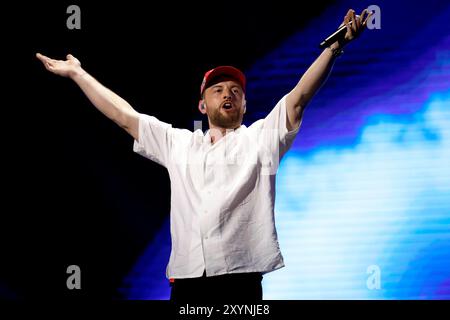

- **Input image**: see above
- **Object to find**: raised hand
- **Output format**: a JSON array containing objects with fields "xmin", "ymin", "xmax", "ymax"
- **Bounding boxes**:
[
  {"xmin": 36, "ymin": 53, "xmax": 83, "ymax": 78},
  {"xmin": 340, "ymin": 8, "xmax": 373, "ymax": 45}
]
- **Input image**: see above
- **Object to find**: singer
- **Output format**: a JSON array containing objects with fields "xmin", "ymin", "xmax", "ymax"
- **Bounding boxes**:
[{"xmin": 36, "ymin": 8, "xmax": 371, "ymax": 302}]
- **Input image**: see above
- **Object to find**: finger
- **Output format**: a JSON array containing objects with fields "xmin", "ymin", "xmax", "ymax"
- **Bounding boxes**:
[
  {"xmin": 360, "ymin": 9, "xmax": 368, "ymax": 22},
  {"xmin": 344, "ymin": 15, "xmax": 351, "ymax": 36},
  {"xmin": 43, "ymin": 61, "xmax": 53, "ymax": 71},
  {"xmin": 358, "ymin": 9, "xmax": 367, "ymax": 30},
  {"xmin": 363, "ymin": 11, "xmax": 374, "ymax": 28},
  {"xmin": 364, "ymin": 8, "xmax": 374, "ymax": 23},
  {"xmin": 355, "ymin": 14, "xmax": 361, "ymax": 30},
  {"xmin": 351, "ymin": 10, "xmax": 357, "ymax": 30},
  {"xmin": 344, "ymin": 9, "xmax": 352, "ymax": 28},
  {"xmin": 67, "ymin": 54, "xmax": 74, "ymax": 60},
  {"xmin": 46, "ymin": 60, "xmax": 55, "ymax": 68},
  {"xmin": 37, "ymin": 54, "xmax": 52, "ymax": 70},
  {"xmin": 36, "ymin": 53, "xmax": 49, "ymax": 63},
  {"xmin": 350, "ymin": 10, "xmax": 357, "ymax": 33},
  {"xmin": 36, "ymin": 52, "xmax": 47, "ymax": 59}
]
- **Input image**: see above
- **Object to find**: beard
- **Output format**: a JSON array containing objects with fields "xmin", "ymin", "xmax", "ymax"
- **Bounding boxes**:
[{"xmin": 208, "ymin": 107, "xmax": 243, "ymax": 128}]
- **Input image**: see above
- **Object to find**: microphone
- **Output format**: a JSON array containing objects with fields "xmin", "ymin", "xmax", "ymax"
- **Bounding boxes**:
[{"xmin": 319, "ymin": 20, "xmax": 353, "ymax": 49}]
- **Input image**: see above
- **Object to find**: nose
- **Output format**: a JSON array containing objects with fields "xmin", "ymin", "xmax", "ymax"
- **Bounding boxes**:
[{"xmin": 223, "ymin": 88, "xmax": 232, "ymax": 100}]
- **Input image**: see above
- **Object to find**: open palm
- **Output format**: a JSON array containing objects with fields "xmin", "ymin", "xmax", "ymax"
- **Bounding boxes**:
[{"xmin": 36, "ymin": 53, "xmax": 81, "ymax": 78}]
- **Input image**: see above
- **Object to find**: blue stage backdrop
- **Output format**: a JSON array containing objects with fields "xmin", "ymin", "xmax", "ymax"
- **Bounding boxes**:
[{"xmin": 120, "ymin": 0, "xmax": 450, "ymax": 299}]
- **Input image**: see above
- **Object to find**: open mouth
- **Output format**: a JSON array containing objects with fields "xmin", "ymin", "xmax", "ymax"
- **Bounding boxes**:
[{"xmin": 222, "ymin": 102, "xmax": 233, "ymax": 110}]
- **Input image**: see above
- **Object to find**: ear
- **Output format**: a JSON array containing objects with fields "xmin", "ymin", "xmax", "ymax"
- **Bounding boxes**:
[
  {"xmin": 243, "ymin": 99, "xmax": 247, "ymax": 114},
  {"xmin": 198, "ymin": 100, "xmax": 207, "ymax": 114}
]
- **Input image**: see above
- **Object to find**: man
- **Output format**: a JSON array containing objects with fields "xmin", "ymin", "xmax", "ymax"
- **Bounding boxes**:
[{"xmin": 36, "ymin": 9, "xmax": 371, "ymax": 301}]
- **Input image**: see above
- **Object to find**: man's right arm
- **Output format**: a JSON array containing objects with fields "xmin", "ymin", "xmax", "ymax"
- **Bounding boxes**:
[{"xmin": 36, "ymin": 53, "xmax": 139, "ymax": 140}]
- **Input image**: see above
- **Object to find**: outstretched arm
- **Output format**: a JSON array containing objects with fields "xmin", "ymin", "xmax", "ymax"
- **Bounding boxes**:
[
  {"xmin": 36, "ymin": 53, "xmax": 140, "ymax": 140},
  {"xmin": 285, "ymin": 8, "xmax": 372, "ymax": 131}
]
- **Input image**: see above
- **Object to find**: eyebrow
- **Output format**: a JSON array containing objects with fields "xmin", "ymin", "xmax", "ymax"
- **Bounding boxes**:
[{"xmin": 211, "ymin": 84, "xmax": 242, "ymax": 91}]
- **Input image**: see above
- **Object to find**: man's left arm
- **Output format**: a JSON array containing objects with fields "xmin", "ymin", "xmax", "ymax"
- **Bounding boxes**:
[{"xmin": 286, "ymin": 8, "xmax": 372, "ymax": 131}]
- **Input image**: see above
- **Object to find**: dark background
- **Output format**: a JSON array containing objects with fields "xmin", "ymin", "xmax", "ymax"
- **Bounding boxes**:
[{"xmin": 2, "ymin": 0, "xmax": 337, "ymax": 299}]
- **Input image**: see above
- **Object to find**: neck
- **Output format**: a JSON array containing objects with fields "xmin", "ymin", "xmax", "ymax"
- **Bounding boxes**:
[{"xmin": 208, "ymin": 123, "xmax": 240, "ymax": 144}]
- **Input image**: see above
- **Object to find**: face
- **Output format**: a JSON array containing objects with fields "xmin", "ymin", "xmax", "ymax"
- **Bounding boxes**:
[{"xmin": 201, "ymin": 80, "xmax": 246, "ymax": 129}]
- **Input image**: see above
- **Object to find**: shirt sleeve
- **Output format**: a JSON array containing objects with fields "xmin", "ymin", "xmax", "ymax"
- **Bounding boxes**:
[
  {"xmin": 133, "ymin": 113, "xmax": 174, "ymax": 167},
  {"xmin": 261, "ymin": 94, "xmax": 302, "ymax": 157}
]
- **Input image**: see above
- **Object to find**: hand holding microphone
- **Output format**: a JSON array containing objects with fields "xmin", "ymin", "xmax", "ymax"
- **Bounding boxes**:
[{"xmin": 319, "ymin": 8, "xmax": 373, "ymax": 49}]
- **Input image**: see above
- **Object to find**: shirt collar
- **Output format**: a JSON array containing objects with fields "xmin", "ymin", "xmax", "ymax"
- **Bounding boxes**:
[{"xmin": 203, "ymin": 125, "xmax": 246, "ymax": 145}]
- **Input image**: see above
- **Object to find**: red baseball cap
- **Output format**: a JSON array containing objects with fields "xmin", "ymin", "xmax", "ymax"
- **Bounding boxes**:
[{"xmin": 200, "ymin": 66, "xmax": 246, "ymax": 96}]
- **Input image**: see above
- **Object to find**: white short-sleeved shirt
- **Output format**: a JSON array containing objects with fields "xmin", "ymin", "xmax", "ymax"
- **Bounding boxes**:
[{"xmin": 133, "ymin": 95, "xmax": 301, "ymax": 279}]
